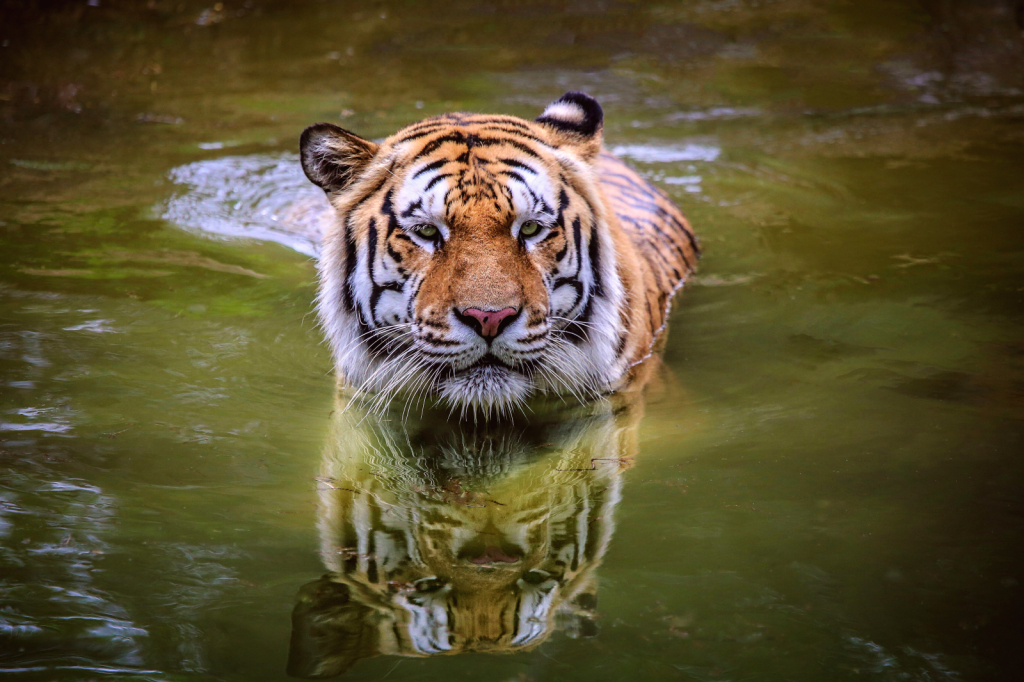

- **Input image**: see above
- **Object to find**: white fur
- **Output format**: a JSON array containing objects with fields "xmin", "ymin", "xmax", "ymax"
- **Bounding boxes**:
[
  {"xmin": 395, "ymin": 588, "xmax": 453, "ymax": 654},
  {"xmin": 540, "ymin": 101, "xmax": 586, "ymax": 125}
]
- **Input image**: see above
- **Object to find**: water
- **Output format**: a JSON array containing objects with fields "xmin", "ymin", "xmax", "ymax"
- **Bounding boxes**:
[{"xmin": 2, "ymin": 1, "xmax": 1024, "ymax": 679}]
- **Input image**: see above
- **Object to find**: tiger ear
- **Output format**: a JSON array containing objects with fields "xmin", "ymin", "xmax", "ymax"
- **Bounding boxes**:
[
  {"xmin": 300, "ymin": 122, "xmax": 379, "ymax": 193},
  {"xmin": 535, "ymin": 91, "xmax": 604, "ymax": 161}
]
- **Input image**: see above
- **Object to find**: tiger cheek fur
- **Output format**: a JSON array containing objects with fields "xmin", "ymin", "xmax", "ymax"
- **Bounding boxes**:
[{"xmin": 300, "ymin": 90, "xmax": 699, "ymax": 417}]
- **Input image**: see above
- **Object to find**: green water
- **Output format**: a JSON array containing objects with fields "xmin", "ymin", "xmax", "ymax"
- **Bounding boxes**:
[{"xmin": 2, "ymin": 1, "xmax": 1024, "ymax": 680}]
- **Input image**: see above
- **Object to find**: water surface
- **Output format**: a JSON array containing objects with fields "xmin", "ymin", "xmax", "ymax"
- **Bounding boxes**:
[{"xmin": 2, "ymin": 1, "xmax": 1024, "ymax": 680}]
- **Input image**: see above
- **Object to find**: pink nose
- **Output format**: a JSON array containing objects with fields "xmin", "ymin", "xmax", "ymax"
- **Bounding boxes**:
[{"xmin": 459, "ymin": 307, "xmax": 519, "ymax": 339}]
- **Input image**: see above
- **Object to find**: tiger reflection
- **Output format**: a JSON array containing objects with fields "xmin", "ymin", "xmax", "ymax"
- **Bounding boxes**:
[{"xmin": 288, "ymin": 378, "xmax": 653, "ymax": 678}]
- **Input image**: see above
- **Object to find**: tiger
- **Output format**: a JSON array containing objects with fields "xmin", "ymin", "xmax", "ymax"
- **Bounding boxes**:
[
  {"xmin": 287, "ymin": 373, "xmax": 655, "ymax": 678},
  {"xmin": 300, "ymin": 91, "xmax": 698, "ymax": 417}
]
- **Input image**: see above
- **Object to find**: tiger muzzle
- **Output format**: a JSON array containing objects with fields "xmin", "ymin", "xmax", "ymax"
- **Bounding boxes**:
[{"xmin": 455, "ymin": 306, "xmax": 521, "ymax": 341}]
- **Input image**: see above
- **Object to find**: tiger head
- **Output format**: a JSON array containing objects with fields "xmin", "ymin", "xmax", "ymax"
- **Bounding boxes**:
[{"xmin": 300, "ymin": 92, "xmax": 627, "ymax": 417}]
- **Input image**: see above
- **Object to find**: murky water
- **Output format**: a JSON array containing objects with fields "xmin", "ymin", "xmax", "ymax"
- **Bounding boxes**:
[{"xmin": 3, "ymin": 1, "xmax": 1024, "ymax": 680}]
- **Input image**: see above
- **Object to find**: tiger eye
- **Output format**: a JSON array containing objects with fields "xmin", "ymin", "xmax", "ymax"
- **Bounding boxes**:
[
  {"xmin": 520, "ymin": 220, "xmax": 541, "ymax": 237},
  {"xmin": 416, "ymin": 225, "xmax": 438, "ymax": 238}
]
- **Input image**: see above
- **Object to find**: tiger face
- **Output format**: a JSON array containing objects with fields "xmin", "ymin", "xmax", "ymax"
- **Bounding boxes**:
[
  {"xmin": 301, "ymin": 93, "xmax": 630, "ymax": 417},
  {"xmin": 317, "ymin": 478, "xmax": 608, "ymax": 658},
  {"xmin": 288, "ymin": 399, "xmax": 638, "ymax": 678}
]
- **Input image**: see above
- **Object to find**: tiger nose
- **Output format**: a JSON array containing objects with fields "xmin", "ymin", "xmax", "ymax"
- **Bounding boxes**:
[
  {"xmin": 468, "ymin": 545, "xmax": 520, "ymax": 565},
  {"xmin": 456, "ymin": 307, "xmax": 520, "ymax": 340}
]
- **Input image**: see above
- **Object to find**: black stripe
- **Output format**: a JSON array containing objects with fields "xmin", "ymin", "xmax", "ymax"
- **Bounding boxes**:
[
  {"xmin": 476, "ymin": 125, "xmax": 546, "ymax": 143},
  {"xmin": 615, "ymin": 328, "xmax": 629, "ymax": 356},
  {"xmin": 552, "ymin": 278, "xmax": 584, "ymax": 315},
  {"xmin": 399, "ymin": 198, "xmax": 422, "ymax": 218},
  {"xmin": 413, "ymin": 158, "xmax": 449, "ymax": 179},
  {"xmin": 419, "ymin": 335, "xmax": 461, "ymax": 347},
  {"xmin": 474, "ymin": 115, "xmax": 534, "ymax": 131},
  {"xmin": 602, "ymin": 185, "xmax": 662, "ymax": 209},
  {"xmin": 499, "ymin": 169, "xmax": 528, "ymax": 186},
  {"xmin": 406, "ymin": 276, "xmax": 422, "ymax": 320},
  {"xmin": 554, "ymin": 189, "xmax": 570, "ymax": 261},
  {"xmin": 599, "ymin": 169, "xmax": 652, "ymax": 192},
  {"xmin": 571, "ymin": 216, "xmax": 584, "ymax": 279},
  {"xmin": 469, "ymin": 135, "xmax": 543, "ymax": 158},
  {"xmin": 395, "ymin": 122, "xmax": 452, "ymax": 143},
  {"xmin": 342, "ymin": 177, "xmax": 388, "ymax": 326},
  {"xmin": 641, "ymin": 241, "xmax": 678, "ymax": 286},
  {"xmin": 619, "ymin": 212, "xmax": 694, "ymax": 271},
  {"xmin": 587, "ymin": 218, "xmax": 604, "ymax": 298},
  {"xmin": 366, "ymin": 216, "xmax": 379, "ymax": 316},
  {"xmin": 663, "ymin": 210, "xmax": 702, "ymax": 257},
  {"xmin": 498, "ymin": 170, "xmax": 543, "ymax": 208},
  {"xmin": 381, "ymin": 189, "xmax": 399, "ymax": 240},
  {"xmin": 341, "ymin": 215, "xmax": 358, "ymax": 314},
  {"xmin": 366, "ymin": 217, "xmax": 405, "ymax": 320},
  {"xmin": 600, "ymin": 179, "xmax": 661, "ymax": 202},
  {"xmin": 497, "ymin": 158, "xmax": 538, "ymax": 175},
  {"xmin": 539, "ymin": 228, "xmax": 561, "ymax": 245},
  {"xmin": 425, "ymin": 173, "xmax": 453, "ymax": 191},
  {"xmin": 601, "ymin": 167, "xmax": 701, "ymax": 257},
  {"xmin": 413, "ymin": 132, "xmax": 468, "ymax": 160},
  {"xmin": 413, "ymin": 132, "xmax": 542, "ymax": 160}
]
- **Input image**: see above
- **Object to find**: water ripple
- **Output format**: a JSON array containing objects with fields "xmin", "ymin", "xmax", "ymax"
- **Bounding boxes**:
[
  {"xmin": 0, "ymin": 472, "xmax": 150, "ymax": 671},
  {"xmin": 162, "ymin": 152, "xmax": 331, "ymax": 258}
]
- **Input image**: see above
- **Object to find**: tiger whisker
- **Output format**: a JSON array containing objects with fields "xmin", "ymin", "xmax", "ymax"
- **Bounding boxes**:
[
  {"xmin": 537, "ymin": 334, "xmax": 603, "ymax": 405},
  {"xmin": 348, "ymin": 344, "xmax": 422, "ymax": 418},
  {"xmin": 398, "ymin": 358, "xmax": 438, "ymax": 422},
  {"xmin": 365, "ymin": 349, "xmax": 430, "ymax": 420}
]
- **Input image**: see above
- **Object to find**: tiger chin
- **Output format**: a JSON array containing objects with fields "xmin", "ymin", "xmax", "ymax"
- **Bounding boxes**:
[{"xmin": 300, "ymin": 91, "xmax": 698, "ymax": 417}]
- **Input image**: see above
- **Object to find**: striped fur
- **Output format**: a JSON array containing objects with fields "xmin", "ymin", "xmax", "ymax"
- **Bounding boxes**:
[
  {"xmin": 288, "ymin": 391, "xmax": 646, "ymax": 676},
  {"xmin": 301, "ymin": 92, "xmax": 698, "ymax": 417}
]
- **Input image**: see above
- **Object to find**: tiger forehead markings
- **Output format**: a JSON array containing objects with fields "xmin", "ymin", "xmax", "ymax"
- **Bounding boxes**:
[{"xmin": 300, "ymin": 91, "xmax": 699, "ymax": 417}]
